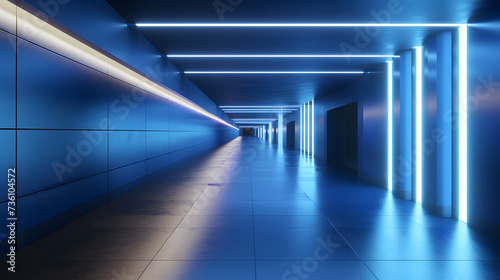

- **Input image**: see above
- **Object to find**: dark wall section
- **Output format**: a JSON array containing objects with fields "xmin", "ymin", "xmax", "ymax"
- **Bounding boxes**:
[
  {"xmin": 316, "ymin": 68, "xmax": 387, "ymax": 187},
  {"xmin": 468, "ymin": 10, "xmax": 500, "ymax": 233},
  {"xmin": 326, "ymin": 103, "xmax": 358, "ymax": 171},
  {"xmin": 286, "ymin": 121, "xmax": 295, "ymax": 149},
  {"xmin": 0, "ymin": 1, "xmax": 238, "ymax": 251}
]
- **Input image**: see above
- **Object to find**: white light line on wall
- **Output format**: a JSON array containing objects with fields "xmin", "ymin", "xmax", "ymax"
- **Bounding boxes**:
[
  {"xmin": 414, "ymin": 46, "xmax": 423, "ymax": 204},
  {"xmin": 167, "ymin": 54, "xmax": 400, "ymax": 58},
  {"xmin": 185, "ymin": 71, "xmax": 365, "ymax": 74},
  {"xmin": 387, "ymin": 61, "xmax": 394, "ymax": 191},
  {"xmin": 458, "ymin": 24, "xmax": 468, "ymax": 223},
  {"xmin": 312, "ymin": 99, "xmax": 315, "ymax": 157},
  {"xmin": 137, "ymin": 23, "xmax": 462, "ymax": 28}
]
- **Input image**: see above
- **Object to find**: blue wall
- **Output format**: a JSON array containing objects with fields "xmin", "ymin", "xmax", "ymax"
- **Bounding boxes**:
[
  {"xmin": 0, "ymin": 0, "xmax": 238, "ymax": 250},
  {"xmin": 421, "ymin": 31, "xmax": 453, "ymax": 217},
  {"xmin": 468, "ymin": 9, "xmax": 500, "ymax": 233}
]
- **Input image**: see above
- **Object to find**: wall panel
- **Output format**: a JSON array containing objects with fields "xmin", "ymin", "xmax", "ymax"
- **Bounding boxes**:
[
  {"xmin": 17, "ymin": 40, "xmax": 108, "ymax": 130},
  {"xmin": 17, "ymin": 130, "xmax": 108, "ymax": 197},
  {"xmin": 109, "ymin": 131, "xmax": 146, "ymax": 169},
  {"xmin": 0, "ymin": 30, "xmax": 15, "ymax": 129}
]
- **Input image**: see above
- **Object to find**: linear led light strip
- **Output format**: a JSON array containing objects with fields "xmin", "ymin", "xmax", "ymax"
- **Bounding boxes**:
[
  {"xmin": 168, "ymin": 54, "xmax": 400, "ymax": 58},
  {"xmin": 223, "ymin": 108, "xmax": 298, "ymax": 110},
  {"xmin": 387, "ymin": 61, "xmax": 393, "ymax": 191},
  {"xmin": 136, "ymin": 23, "xmax": 462, "ymax": 27},
  {"xmin": 221, "ymin": 106, "xmax": 301, "ymax": 108},
  {"xmin": 226, "ymin": 111, "xmax": 291, "ymax": 114},
  {"xmin": 458, "ymin": 25, "xmax": 468, "ymax": 223},
  {"xmin": 3, "ymin": 2, "xmax": 237, "ymax": 130},
  {"xmin": 414, "ymin": 46, "xmax": 423, "ymax": 204},
  {"xmin": 185, "ymin": 71, "xmax": 364, "ymax": 74}
]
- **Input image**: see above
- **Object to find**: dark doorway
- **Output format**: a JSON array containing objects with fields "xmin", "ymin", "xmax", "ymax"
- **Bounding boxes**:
[
  {"xmin": 241, "ymin": 128, "xmax": 253, "ymax": 136},
  {"xmin": 287, "ymin": 121, "xmax": 295, "ymax": 149},
  {"xmin": 273, "ymin": 127, "xmax": 277, "ymax": 144},
  {"xmin": 327, "ymin": 102, "xmax": 358, "ymax": 172}
]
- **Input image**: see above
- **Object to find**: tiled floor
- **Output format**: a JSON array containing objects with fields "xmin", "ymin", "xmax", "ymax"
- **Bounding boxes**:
[{"xmin": 5, "ymin": 137, "xmax": 500, "ymax": 279}]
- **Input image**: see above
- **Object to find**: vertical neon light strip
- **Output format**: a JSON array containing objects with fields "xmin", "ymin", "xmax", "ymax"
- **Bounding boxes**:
[
  {"xmin": 307, "ymin": 102, "xmax": 310, "ymax": 155},
  {"xmin": 387, "ymin": 61, "xmax": 393, "ymax": 191},
  {"xmin": 278, "ymin": 112, "xmax": 284, "ymax": 150},
  {"xmin": 300, "ymin": 106, "xmax": 303, "ymax": 152},
  {"xmin": 303, "ymin": 104, "xmax": 306, "ymax": 153},
  {"xmin": 459, "ymin": 25, "xmax": 468, "ymax": 223},
  {"xmin": 270, "ymin": 122, "xmax": 272, "ymax": 142},
  {"xmin": 312, "ymin": 99, "xmax": 315, "ymax": 157},
  {"xmin": 415, "ymin": 46, "xmax": 423, "ymax": 203}
]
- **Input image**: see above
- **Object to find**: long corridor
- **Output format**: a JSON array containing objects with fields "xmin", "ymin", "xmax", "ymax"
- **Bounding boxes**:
[{"xmin": 7, "ymin": 137, "xmax": 500, "ymax": 280}]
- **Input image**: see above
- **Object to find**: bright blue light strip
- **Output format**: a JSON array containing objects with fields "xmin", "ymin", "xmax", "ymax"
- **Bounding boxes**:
[
  {"xmin": 459, "ymin": 25, "xmax": 468, "ymax": 223},
  {"xmin": 137, "ymin": 23, "xmax": 462, "ymax": 27},
  {"xmin": 414, "ymin": 46, "xmax": 423, "ymax": 204},
  {"xmin": 168, "ymin": 54, "xmax": 400, "ymax": 58},
  {"xmin": 387, "ymin": 61, "xmax": 393, "ymax": 191},
  {"xmin": 185, "ymin": 71, "xmax": 365, "ymax": 74},
  {"xmin": 307, "ymin": 102, "xmax": 310, "ymax": 155},
  {"xmin": 223, "ymin": 108, "xmax": 298, "ymax": 111},
  {"xmin": 221, "ymin": 105, "xmax": 301, "ymax": 108},
  {"xmin": 269, "ymin": 122, "xmax": 272, "ymax": 142},
  {"xmin": 278, "ymin": 113, "xmax": 284, "ymax": 150},
  {"xmin": 232, "ymin": 118, "xmax": 278, "ymax": 121},
  {"xmin": 300, "ymin": 106, "xmax": 303, "ymax": 152},
  {"xmin": 312, "ymin": 99, "xmax": 315, "ymax": 157},
  {"xmin": 302, "ymin": 105, "xmax": 305, "ymax": 153},
  {"xmin": 225, "ymin": 111, "xmax": 293, "ymax": 113}
]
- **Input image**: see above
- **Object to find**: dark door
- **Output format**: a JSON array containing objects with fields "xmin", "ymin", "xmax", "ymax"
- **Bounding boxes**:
[
  {"xmin": 273, "ymin": 127, "xmax": 277, "ymax": 144},
  {"xmin": 241, "ymin": 128, "xmax": 253, "ymax": 136},
  {"xmin": 327, "ymin": 102, "xmax": 358, "ymax": 172},
  {"xmin": 287, "ymin": 121, "xmax": 295, "ymax": 149}
]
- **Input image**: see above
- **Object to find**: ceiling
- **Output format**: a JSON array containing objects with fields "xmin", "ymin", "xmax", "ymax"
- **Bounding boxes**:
[{"xmin": 105, "ymin": 0, "xmax": 495, "ymax": 124}]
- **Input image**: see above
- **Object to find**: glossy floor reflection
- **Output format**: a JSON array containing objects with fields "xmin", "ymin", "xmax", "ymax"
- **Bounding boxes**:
[{"xmin": 5, "ymin": 137, "xmax": 500, "ymax": 279}]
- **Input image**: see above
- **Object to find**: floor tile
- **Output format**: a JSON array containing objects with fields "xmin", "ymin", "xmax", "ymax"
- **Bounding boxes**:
[
  {"xmin": 155, "ymin": 227, "xmax": 254, "ymax": 260},
  {"xmin": 139, "ymin": 261, "xmax": 255, "ymax": 280},
  {"xmin": 366, "ymin": 260, "xmax": 500, "ymax": 280},
  {"xmin": 178, "ymin": 215, "xmax": 254, "ymax": 228},
  {"xmin": 254, "ymin": 227, "xmax": 358, "ymax": 261},
  {"xmin": 254, "ymin": 215, "xmax": 333, "ymax": 228},
  {"xmin": 256, "ymin": 261, "xmax": 377, "ymax": 280}
]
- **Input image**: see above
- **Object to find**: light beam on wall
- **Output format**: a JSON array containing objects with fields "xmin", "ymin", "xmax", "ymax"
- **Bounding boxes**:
[
  {"xmin": 306, "ymin": 102, "xmax": 311, "ymax": 154},
  {"xmin": 300, "ymin": 106, "xmax": 303, "ymax": 152},
  {"xmin": 184, "ymin": 71, "xmax": 364, "ymax": 74},
  {"xmin": 137, "ymin": 23, "xmax": 462, "ymax": 27},
  {"xmin": 167, "ymin": 54, "xmax": 400, "ymax": 58},
  {"xmin": 414, "ymin": 46, "xmax": 423, "ymax": 204},
  {"xmin": 387, "ymin": 61, "xmax": 394, "ymax": 191},
  {"xmin": 459, "ymin": 25, "xmax": 468, "ymax": 223},
  {"xmin": 278, "ymin": 112, "xmax": 284, "ymax": 153},
  {"xmin": 312, "ymin": 99, "xmax": 315, "ymax": 157}
]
